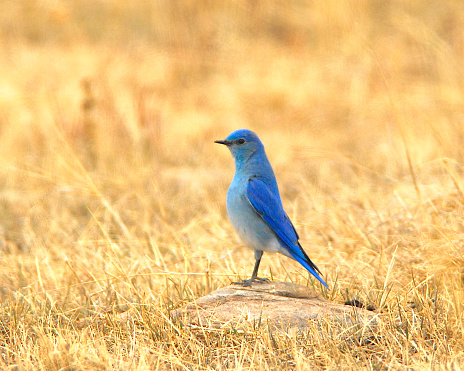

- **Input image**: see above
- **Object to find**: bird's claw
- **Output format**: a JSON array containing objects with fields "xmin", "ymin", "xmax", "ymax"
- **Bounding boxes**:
[{"xmin": 233, "ymin": 277, "xmax": 270, "ymax": 287}]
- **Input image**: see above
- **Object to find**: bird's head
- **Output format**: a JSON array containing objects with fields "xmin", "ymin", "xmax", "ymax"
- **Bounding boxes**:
[{"xmin": 215, "ymin": 129, "xmax": 265, "ymax": 164}]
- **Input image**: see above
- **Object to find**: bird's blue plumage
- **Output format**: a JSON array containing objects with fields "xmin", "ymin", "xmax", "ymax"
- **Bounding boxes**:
[
  {"xmin": 246, "ymin": 177, "xmax": 296, "ymax": 248},
  {"xmin": 246, "ymin": 178, "xmax": 327, "ymax": 287},
  {"xmin": 215, "ymin": 129, "xmax": 328, "ymax": 289}
]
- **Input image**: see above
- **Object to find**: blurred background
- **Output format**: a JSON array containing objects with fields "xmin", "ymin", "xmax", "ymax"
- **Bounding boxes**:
[
  {"xmin": 0, "ymin": 0, "xmax": 464, "ymax": 296},
  {"xmin": 1, "ymin": 0, "xmax": 463, "ymax": 170}
]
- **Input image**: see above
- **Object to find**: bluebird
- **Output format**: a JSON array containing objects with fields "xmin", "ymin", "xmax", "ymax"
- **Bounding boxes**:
[{"xmin": 215, "ymin": 129, "xmax": 328, "ymax": 288}]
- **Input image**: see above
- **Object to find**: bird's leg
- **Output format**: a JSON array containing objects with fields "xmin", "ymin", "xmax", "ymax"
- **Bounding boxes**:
[
  {"xmin": 233, "ymin": 250, "xmax": 270, "ymax": 286},
  {"xmin": 250, "ymin": 250, "xmax": 265, "ymax": 280}
]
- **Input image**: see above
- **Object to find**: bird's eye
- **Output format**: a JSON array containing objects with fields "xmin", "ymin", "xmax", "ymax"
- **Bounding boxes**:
[{"xmin": 237, "ymin": 138, "xmax": 246, "ymax": 145}]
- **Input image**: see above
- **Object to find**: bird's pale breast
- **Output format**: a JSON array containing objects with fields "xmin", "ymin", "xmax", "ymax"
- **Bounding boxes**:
[{"xmin": 226, "ymin": 179, "xmax": 291, "ymax": 257}]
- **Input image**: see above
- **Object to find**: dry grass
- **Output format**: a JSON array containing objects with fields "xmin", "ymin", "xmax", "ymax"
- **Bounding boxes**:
[{"xmin": 1, "ymin": 0, "xmax": 464, "ymax": 369}]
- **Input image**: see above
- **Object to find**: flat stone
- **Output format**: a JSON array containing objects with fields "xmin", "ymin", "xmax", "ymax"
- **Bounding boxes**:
[{"xmin": 172, "ymin": 281, "xmax": 379, "ymax": 333}]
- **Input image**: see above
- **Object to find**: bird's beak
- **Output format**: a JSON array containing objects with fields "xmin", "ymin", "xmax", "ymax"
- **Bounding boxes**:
[{"xmin": 214, "ymin": 139, "xmax": 230, "ymax": 146}]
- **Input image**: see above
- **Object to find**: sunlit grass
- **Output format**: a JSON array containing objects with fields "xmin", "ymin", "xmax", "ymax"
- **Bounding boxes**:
[{"xmin": 0, "ymin": 0, "xmax": 463, "ymax": 369}]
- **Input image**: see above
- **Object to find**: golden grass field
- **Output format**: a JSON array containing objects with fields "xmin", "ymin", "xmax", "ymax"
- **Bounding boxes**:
[{"xmin": 0, "ymin": 0, "xmax": 464, "ymax": 369}]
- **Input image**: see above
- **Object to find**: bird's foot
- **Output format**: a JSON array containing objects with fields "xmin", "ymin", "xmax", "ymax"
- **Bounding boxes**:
[{"xmin": 233, "ymin": 277, "xmax": 270, "ymax": 287}]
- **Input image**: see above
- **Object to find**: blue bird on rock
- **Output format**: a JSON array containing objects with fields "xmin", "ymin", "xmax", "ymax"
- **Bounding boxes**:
[{"xmin": 215, "ymin": 129, "xmax": 328, "ymax": 288}]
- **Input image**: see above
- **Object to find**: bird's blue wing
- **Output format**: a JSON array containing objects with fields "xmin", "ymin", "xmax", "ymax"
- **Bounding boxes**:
[{"xmin": 247, "ymin": 177, "xmax": 328, "ymax": 288}]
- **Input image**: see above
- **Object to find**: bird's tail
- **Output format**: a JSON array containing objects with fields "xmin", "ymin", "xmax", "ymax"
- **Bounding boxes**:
[{"xmin": 290, "ymin": 244, "xmax": 328, "ymax": 289}]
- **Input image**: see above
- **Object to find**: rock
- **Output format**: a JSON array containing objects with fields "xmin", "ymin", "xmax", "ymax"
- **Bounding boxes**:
[{"xmin": 171, "ymin": 281, "xmax": 379, "ymax": 333}]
